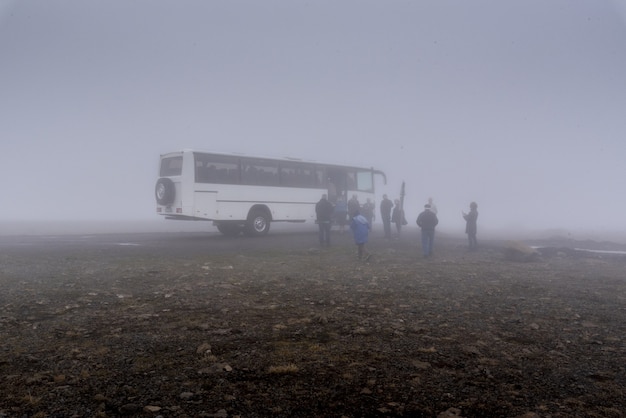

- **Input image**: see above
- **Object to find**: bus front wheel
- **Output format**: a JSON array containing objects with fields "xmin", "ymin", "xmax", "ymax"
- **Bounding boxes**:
[{"xmin": 245, "ymin": 209, "xmax": 270, "ymax": 236}]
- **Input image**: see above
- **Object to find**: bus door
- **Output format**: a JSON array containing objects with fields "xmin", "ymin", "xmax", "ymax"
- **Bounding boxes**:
[{"xmin": 326, "ymin": 168, "xmax": 347, "ymax": 204}]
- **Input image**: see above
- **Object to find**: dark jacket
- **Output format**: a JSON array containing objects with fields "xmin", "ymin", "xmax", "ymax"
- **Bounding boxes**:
[
  {"xmin": 380, "ymin": 198, "xmax": 393, "ymax": 220},
  {"xmin": 416, "ymin": 209, "xmax": 439, "ymax": 231},
  {"xmin": 362, "ymin": 201, "xmax": 375, "ymax": 222},
  {"xmin": 463, "ymin": 209, "xmax": 478, "ymax": 234},
  {"xmin": 315, "ymin": 198, "xmax": 334, "ymax": 223},
  {"xmin": 391, "ymin": 206, "xmax": 403, "ymax": 224},
  {"xmin": 348, "ymin": 197, "xmax": 360, "ymax": 218}
]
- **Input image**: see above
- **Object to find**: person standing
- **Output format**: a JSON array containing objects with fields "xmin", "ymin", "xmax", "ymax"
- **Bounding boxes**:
[
  {"xmin": 348, "ymin": 194, "xmax": 361, "ymax": 218},
  {"xmin": 362, "ymin": 198, "xmax": 375, "ymax": 230},
  {"xmin": 380, "ymin": 194, "xmax": 393, "ymax": 239},
  {"xmin": 327, "ymin": 180, "xmax": 338, "ymax": 203},
  {"xmin": 334, "ymin": 192, "xmax": 348, "ymax": 234},
  {"xmin": 427, "ymin": 197, "xmax": 438, "ymax": 215},
  {"xmin": 350, "ymin": 209, "xmax": 371, "ymax": 261},
  {"xmin": 463, "ymin": 201, "xmax": 479, "ymax": 250},
  {"xmin": 315, "ymin": 194, "xmax": 334, "ymax": 247},
  {"xmin": 416, "ymin": 204, "xmax": 439, "ymax": 258},
  {"xmin": 391, "ymin": 199, "xmax": 404, "ymax": 237}
]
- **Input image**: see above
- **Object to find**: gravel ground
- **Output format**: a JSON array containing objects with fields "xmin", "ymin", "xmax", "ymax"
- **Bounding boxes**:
[{"xmin": 1, "ymin": 230, "xmax": 626, "ymax": 417}]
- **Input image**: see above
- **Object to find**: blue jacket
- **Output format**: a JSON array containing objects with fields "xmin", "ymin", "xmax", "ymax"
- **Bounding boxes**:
[{"xmin": 350, "ymin": 214, "xmax": 370, "ymax": 244}]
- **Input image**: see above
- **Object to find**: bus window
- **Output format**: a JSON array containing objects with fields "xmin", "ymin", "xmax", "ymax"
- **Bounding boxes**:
[
  {"xmin": 195, "ymin": 153, "xmax": 240, "ymax": 184},
  {"xmin": 313, "ymin": 167, "xmax": 325, "ymax": 188},
  {"xmin": 241, "ymin": 159, "xmax": 279, "ymax": 186},
  {"xmin": 356, "ymin": 170, "xmax": 374, "ymax": 192},
  {"xmin": 280, "ymin": 163, "xmax": 318, "ymax": 188},
  {"xmin": 160, "ymin": 156, "xmax": 183, "ymax": 177}
]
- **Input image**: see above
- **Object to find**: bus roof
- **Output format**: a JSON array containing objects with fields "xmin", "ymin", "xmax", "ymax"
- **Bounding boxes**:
[{"xmin": 161, "ymin": 149, "xmax": 385, "ymax": 174}]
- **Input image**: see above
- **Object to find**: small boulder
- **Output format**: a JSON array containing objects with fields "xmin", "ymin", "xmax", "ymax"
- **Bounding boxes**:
[
  {"xmin": 503, "ymin": 241, "xmax": 539, "ymax": 262},
  {"xmin": 438, "ymin": 407, "xmax": 464, "ymax": 417}
]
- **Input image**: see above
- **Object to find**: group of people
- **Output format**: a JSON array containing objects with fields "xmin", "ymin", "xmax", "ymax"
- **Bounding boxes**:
[
  {"xmin": 315, "ymin": 193, "xmax": 375, "ymax": 257},
  {"xmin": 325, "ymin": 193, "xmax": 376, "ymax": 235},
  {"xmin": 316, "ymin": 193, "xmax": 479, "ymax": 260},
  {"xmin": 379, "ymin": 194, "xmax": 414, "ymax": 239}
]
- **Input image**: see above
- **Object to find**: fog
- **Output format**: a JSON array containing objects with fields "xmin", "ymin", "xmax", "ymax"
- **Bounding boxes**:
[{"xmin": 1, "ymin": 1, "xmax": 625, "ymax": 238}]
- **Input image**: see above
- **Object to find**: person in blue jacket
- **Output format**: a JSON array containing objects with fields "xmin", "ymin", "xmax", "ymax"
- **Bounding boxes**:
[{"xmin": 350, "ymin": 209, "xmax": 371, "ymax": 261}]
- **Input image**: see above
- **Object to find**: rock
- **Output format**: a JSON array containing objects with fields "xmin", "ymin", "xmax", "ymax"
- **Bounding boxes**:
[
  {"xmin": 411, "ymin": 360, "xmax": 431, "ymax": 370},
  {"xmin": 196, "ymin": 342, "xmax": 212, "ymax": 355},
  {"xmin": 198, "ymin": 363, "xmax": 233, "ymax": 374},
  {"xmin": 119, "ymin": 403, "xmax": 141, "ymax": 414},
  {"xmin": 179, "ymin": 391, "xmax": 195, "ymax": 400},
  {"xmin": 143, "ymin": 405, "xmax": 162, "ymax": 413},
  {"xmin": 93, "ymin": 394, "xmax": 108, "ymax": 402},
  {"xmin": 352, "ymin": 326, "xmax": 369, "ymax": 335},
  {"xmin": 437, "ymin": 407, "xmax": 464, "ymax": 417},
  {"xmin": 503, "ymin": 241, "xmax": 539, "ymax": 262}
]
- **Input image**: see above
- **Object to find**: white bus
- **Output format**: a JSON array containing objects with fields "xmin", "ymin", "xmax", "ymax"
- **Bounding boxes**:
[{"xmin": 155, "ymin": 150, "xmax": 386, "ymax": 236}]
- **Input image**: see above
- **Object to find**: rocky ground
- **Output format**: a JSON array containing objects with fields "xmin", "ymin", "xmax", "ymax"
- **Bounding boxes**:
[{"xmin": 1, "ymin": 231, "xmax": 626, "ymax": 417}]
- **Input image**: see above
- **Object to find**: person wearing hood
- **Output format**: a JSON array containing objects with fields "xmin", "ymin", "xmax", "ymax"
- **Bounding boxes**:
[{"xmin": 350, "ymin": 209, "xmax": 371, "ymax": 261}]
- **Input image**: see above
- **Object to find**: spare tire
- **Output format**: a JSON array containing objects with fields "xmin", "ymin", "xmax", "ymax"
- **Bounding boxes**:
[{"xmin": 155, "ymin": 178, "xmax": 175, "ymax": 205}]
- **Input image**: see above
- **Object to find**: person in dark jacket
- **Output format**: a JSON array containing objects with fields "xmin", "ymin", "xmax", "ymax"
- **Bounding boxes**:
[
  {"xmin": 380, "ymin": 194, "xmax": 393, "ymax": 239},
  {"xmin": 462, "ymin": 201, "xmax": 479, "ymax": 250},
  {"xmin": 348, "ymin": 194, "xmax": 361, "ymax": 218},
  {"xmin": 315, "ymin": 194, "xmax": 334, "ymax": 246},
  {"xmin": 416, "ymin": 204, "xmax": 439, "ymax": 258},
  {"xmin": 350, "ymin": 210, "xmax": 371, "ymax": 261}
]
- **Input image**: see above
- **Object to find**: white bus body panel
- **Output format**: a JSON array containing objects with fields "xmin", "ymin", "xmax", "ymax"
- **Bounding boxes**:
[{"xmin": 190, "ymin": 185, "xmax": 322, "ymax": 222}]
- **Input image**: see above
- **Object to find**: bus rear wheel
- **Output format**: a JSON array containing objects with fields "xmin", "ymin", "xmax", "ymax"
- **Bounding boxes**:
[
  {"xmin": 245, "ymin": 209, "xmax": 271, "ymax": 236},
  {"xmin": 216, "ymin": 223, "xmax": 242, "ymax": 237}
]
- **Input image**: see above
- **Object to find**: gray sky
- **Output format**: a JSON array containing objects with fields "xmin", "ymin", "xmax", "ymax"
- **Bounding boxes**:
[{"xmin": 1, "ymin": 0, "xmax": 625, "ymax": 235}]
